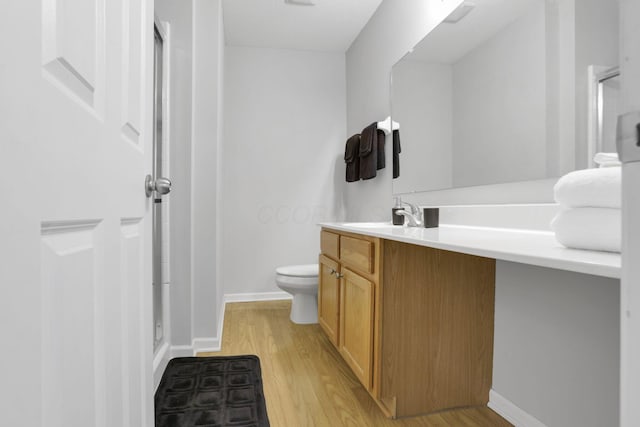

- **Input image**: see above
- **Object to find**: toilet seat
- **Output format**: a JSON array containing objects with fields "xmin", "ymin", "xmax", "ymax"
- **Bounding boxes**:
[{"xmin": 275, "ymin": 264, "xmax": 318, "ymax": 277}]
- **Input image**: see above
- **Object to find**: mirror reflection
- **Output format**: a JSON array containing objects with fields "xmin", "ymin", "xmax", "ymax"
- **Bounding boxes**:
[
  {"xmin": 391, "ymin": 0, "xmax": 619, "ymax": 195},
  {"xmin": 588, "ymin": 66, "xmax": 620, "ymax": 167}
]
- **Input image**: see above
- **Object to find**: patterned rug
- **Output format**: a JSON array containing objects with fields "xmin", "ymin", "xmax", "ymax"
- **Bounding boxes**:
[{"xmin": 155, "ymin": 355, "xmax": 270, "ymax": 427}]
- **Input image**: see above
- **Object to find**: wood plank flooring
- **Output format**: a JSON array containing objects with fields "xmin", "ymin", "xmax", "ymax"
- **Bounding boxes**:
[{"xmin": 199, "ymin": 300, "xmax": 512, "ymax": 427}]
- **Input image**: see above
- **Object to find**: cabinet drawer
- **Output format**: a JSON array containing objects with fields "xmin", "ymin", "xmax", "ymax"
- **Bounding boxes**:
[
  {"xmin": 340, "ymin": 235, "xmax": 374, "ymax": 274},
  {"xmin": 321, "ymin": 230, "xmax": 340, "ymax": 259}
]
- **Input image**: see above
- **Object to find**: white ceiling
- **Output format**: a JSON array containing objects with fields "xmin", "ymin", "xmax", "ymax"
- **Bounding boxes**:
[
  {"xmin": 409, "ymin": 0, "xmax": 540, "ymax": 64},
  {"xmin": 222, "ymin": 0, "xmax": 384, "ymax": 52}
]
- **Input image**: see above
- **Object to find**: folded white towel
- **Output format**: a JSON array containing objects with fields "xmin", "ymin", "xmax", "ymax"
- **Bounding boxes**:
[
  {"xmin": 551, "ymin": 207, "xmax": 621, "ymax": 253},
  {"xmin": 594, "ymin": 152, "xmax": 621, "ymax": 168},
  {"xmin": 554, "ymin": 167, "xmax": 621, "ymax": 208}
]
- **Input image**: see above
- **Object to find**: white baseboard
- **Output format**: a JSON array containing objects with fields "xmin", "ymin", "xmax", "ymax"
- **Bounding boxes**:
[
  {"xmin": 152, "ymin": 342, "xmax": 171, "ymax": 392},
  {"xmin": 223, "ymin": 291, "xmax": 292, "ymax": 303},
  {"xmin": 216, "ymin": 296, "xmax": 226, "ymax": 350},
  {"xmin": 192, "ymin": 337, "xmax": 220, "ymax": 353},
  {"xmin": 169, "ymin": 339, "xmax": 221, "ymax": 356},
  {"xmin": 489, "ymin": 390, "xmax": 547, "ymax": 427},
  {"xmin": 170, "ymin": 344, "xmax": 195, "ymax": 358}
]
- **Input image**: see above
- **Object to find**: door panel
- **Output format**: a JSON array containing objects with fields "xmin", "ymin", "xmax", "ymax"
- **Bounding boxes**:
[
  {"xmin": 620, "ymin": 0, "xmax": 640, "ymax": 425},
  {"xmin": 121, "ymin": 0, "xmax": 143, "ymax": 144},
  {"xmin": 319, "ymin": 254, "xmax": 340, "ymax": 346},
  {"xmin": 41, "ymin": 221, "xmax": 105, "ymax": 427},
  {"xmin": 120, "ymin": 218, "xmax": 145, "ymax": 427},
  {"xmin": 0, "ymin": 0, "xmax": 154, "ymax": 425},
  {"xmin": 42, "ymin": 0, "xmax": 104, "ymax": 110},
  {"xmin": 340, "ymin": 267, "xmax": 374, "ymax": 390}
]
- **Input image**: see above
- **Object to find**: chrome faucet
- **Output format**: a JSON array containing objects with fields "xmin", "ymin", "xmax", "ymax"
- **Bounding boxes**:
[{"xmin": 395, "ymin": 199, "xmax": 423, "ymax": 227}]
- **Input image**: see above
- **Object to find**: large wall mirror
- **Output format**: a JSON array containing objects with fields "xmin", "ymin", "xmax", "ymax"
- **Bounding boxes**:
[{"xmin": 391, "ymin": 0, "xmax": 619, "ymax": 195}]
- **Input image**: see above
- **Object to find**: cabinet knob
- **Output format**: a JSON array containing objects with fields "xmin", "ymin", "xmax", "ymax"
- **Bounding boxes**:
[{"xmin": 327, "ymin": 268, "xmax": 343, "ymax": 279}]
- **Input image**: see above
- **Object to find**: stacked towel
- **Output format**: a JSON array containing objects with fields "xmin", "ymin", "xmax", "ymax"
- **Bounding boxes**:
[
  {"xmin": 345, "ymin": 123, "xmax": 389, "ymax": 182},
  {"xmin": 344, "ymin": 134, "xmax": 361, "ymax": 182},
  {"xmin": 551, "ymin": 156, "xmax": 621, "ymax": 252},
  {"xmin": 594, "ymin": 152, "xmax": 621, "ymax": 168},
  {"xmin": 359, "ymin": 123, "xmax": 382, "ymax": 180},
  {"xmin": 553, "ymin": 167, "xmax": 621, "ymax": 209},
  {"xmin": 393, "ymin": 129, "xmax": 401, "ymax": 179},
  {"xmin": 551, "ymin": 208, "xmax": 621, "ymax": 252}
]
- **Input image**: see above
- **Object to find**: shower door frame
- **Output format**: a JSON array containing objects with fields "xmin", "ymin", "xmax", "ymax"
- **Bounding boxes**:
[{"xmin": 152, "ymin": 17, "xmax": 171, "ymax": 359}]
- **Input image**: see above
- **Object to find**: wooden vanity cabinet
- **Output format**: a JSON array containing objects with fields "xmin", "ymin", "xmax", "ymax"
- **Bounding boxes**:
[{"xmin": 318, "ymin": 228, "xmax": 495, "ymax": 419}]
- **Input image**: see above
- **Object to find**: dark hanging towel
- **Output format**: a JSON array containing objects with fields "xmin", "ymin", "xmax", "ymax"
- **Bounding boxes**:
[
  {"xmin": 359, "ymin": 122, "xmax": 379, "ymax": 180},
  {"xmin": 393, "ymin": 129, "xmax": 401, "ymax": 178},
  {"xmin": 344, "ymin": 134, "xmax": 361, "ymax": 182},
  {"xmin": 376, "ymin": 129, "xmax": 386, "ymax": 170}
]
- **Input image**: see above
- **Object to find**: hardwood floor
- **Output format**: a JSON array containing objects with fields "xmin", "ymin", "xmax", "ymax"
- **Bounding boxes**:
[{"xmin": 199, "ymin": 300, "xmax": 512, "ymax": 427}]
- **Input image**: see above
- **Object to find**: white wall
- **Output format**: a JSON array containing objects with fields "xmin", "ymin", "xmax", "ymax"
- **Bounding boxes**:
[
  {"xmin": 493, "ymin": 261, "xmax": 619, "ymax": 427},
  {"xmin": 392, "ymin": 60, "xmax": 452, "ymax": 194},
  {"xmin": 155, "ymin": 0, "xmax": 225, "ymax": 353},
  {"xmin": 452, "ymin": 2, "xmax": 546, "ymax": 187},
  {"xmin": 574, "ymin": 0, "xmax": 619, "ymax": 169},
  {"xmin": 191, "ymin": 0, "xmax": 224, "ymax": 349},
  {"xmin": 155, "ymin": 0, "xmax": 193, "ymax": 347},
  {"xmin": 222, "ymin": 46, "xmax": 346, "ymax": 295}
]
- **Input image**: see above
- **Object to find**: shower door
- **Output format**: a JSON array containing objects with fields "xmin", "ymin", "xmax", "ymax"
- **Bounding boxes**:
[{"xmin": 152, "ymin": 23, "xmax": 171, "ymax": 352}]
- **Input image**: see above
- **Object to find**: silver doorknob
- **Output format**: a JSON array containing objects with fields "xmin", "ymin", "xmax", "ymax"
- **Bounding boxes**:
[{"xmin": 145, "ymin": 174, "xmax": 172, "ymax": 197}]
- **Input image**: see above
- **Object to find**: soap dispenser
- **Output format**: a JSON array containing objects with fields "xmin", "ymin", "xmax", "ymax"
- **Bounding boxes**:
[{"xmin": 392, "ymin": 197, "xmax": 405, "ymax": 225}]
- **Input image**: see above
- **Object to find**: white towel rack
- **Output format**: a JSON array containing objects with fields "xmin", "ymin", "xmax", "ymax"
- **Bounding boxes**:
[{"xmin": 377, "ymin": 116, "xmax": 400, "ymax": 135}]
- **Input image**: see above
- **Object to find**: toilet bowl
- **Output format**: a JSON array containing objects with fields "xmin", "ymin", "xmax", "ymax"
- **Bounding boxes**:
[{"xmin": 275, "ymin": 264, "xmax": 318, "ymax": 324}]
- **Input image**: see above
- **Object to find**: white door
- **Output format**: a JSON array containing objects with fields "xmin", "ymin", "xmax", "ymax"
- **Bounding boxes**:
[
  {"xmin": 0, "ymin": 0, "xmax": 154, "ymax": 426},
  {"xmin": 619, "ymin": 0, "xmax": 640, "ymax": 426}
]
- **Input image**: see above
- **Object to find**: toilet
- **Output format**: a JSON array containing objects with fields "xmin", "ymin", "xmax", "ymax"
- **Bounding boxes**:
[{"xmin": 275, "ymin": 264, "xmax": 319, "ymax": 324}]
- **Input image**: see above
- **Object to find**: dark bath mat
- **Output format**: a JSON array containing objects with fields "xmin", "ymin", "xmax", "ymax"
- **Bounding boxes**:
[{"xmin": 155, "ymin": 355, "xmax": 270, "ymax": 427}]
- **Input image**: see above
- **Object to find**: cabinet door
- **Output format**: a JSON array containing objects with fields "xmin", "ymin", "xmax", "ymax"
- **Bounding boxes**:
[
  {"xmin": 340, "ymin": 267, "xmax": 374, "ymax": 390},
  {"xmin": 319, "ymin": 255, "xmax": 340, "ymax": 347}
]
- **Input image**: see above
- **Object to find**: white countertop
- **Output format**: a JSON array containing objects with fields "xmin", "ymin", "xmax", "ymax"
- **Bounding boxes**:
[{"xmin": 319, "ymin": 222, "xmax": 621, "ymax": 279}]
